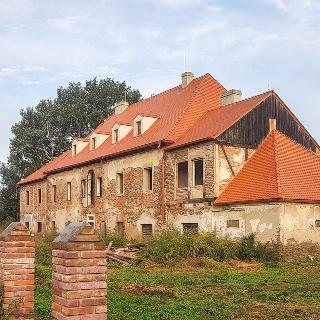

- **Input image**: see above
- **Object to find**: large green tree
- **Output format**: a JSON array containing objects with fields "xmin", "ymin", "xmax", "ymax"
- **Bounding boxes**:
[{"xmin": 0, "ymin": 78, "xmax": 142, "ymax": 221}]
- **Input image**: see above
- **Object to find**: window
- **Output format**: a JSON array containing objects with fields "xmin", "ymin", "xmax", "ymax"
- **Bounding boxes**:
[
  {"xmin": 52, "ymin": 185, "xmax": 57, "ymax": 203},
  {"xmin": 72, "ymin": 144, "xmax": 77, "ymax": 156},
  {"xmin": 136, "ymin": 120, "xmax": 142, "ymax": 135},
  {"xmin": 87, "ymin": 214, "xmax": 95, "ymax": 228},
  {"xmin": 37, "ymin": 222, "xmax": 42, "ymax": 233},
  {"xmin": 227, "ymin": 220, "xmax": 240, "ymax": 228},
  {"xmin": 87, "ymin": 171, "xmax": 94, "ymax": 205},
  {"xmin": 26, "ymin": 190, "xmax": 30, "ymax": 206},
  {"xmin": 177, "ymin": 161, "xmax": 188, "ymax": 188},
  {"xmin": 51, "ymin": 221, "xmax": 56, "ymax": 231},
  {"xmin": 81, "ymin": 180, "xmax": 86, "ymax": 198},
  {"xmin": 144, "ymin": 167, "xmax": 153, "ymax": 191},
  {"xmin": 96, "ymin": 177, "xmax": 102, "ymax": 197},
  {"xmin": 117, "ymin": 172, "xmax": 124, "ymax": 195},
  {"xmin": 141, "ymin": 224, "xmax": 153, "ymax": 238},
  {"xmin": 91, "ymin": 137, "xmax": 96, "ymax": 150},
  {"xmin": 114, "ymin": 128, "xmax": 119, "ymax": 142},
  {"xmin": 193, "ymin": 158, "xmax": 204, "ymax": 186},
  {"xmin": 116, "ymin": 222, "xmax": 125, "ymax": 237},
  {"xmin": 25, "ymin": 221, "xmax": 30, "ymax": 229},
  {"xmin": 182, "ymin": 223, "xmax": 198, "ymax": 233},
  {"xmin": 315, "ymin": 220, "xmax": 320, "ymax": 228},
  {"xmin": 67, "ymin": 182, "xmax": 72, "ymax": 201},
  {"xmin": 38, "ymin": 188, "xmax": 42, "ymax": 204}
]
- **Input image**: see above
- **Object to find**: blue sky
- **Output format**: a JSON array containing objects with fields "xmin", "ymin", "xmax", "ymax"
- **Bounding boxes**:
[{"xmin": 0, "ymin": 0, "xmax": 319, "ymax": 162}]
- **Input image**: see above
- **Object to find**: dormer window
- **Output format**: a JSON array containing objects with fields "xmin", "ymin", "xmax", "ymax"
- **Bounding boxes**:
[
  {"xmin": 112, "ymin": 124, "xmax": 132, "ymax": 143},
  {"xmin": 133, "ymin": 115, "xmax": 157, "ymax": 136},
  {"xmin": 89, "ymin": 133, "xmax": 109, "ymax": 150},
  {"xmin": 72, "ymin": 137, "xmax": 89, "ymax": 156},
  {"xmin": 114, "ymin": 129, "xmax": 119, "ymax": 143},
  {"xmin": 91, "ymin": 137, "xmax": 96, "ymax": 150}
]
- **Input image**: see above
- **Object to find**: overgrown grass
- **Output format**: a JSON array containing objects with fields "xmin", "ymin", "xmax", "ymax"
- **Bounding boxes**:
[
  {"xmin": 139, "ymin": 230, "xmax": 278, "ymax": 264},
  {"xmin": 100, "ymin": 232, "xmax": 128, "ymax": 248}
]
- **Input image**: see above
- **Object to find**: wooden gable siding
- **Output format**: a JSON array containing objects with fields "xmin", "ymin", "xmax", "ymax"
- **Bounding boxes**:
[{"xmin": 217, "ymin": 95, "xmax": 317, "ymax": 151}]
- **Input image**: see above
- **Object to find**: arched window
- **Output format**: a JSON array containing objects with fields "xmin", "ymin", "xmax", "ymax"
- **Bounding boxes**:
[{"xmin": 87, "ymin": 170, "xmax": 94, "ymax": 206}]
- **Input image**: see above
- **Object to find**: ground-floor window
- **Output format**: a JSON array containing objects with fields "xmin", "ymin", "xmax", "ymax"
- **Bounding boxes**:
[
  {"xmin": 37, "ymin": 221, "xmax": 43, "ymax": 233},
  {"xmin": 141, "ymin": 224, "xmax": 153, "ymax": 238},
  {"xmin": 25, "ymin": 221, "xmax": 30, "ymax": 229},
  {"xmin": 117, "ymin": 222, "xmax": 125, "ymax": 237},
  {"xmin": 87, "ymin": 214, "xmax": 95, "ymax": 228},
  {"xmin": 182, "ymin": 223, "xmax": 198, "ymax": 233},
  {"xmin": 226, "ymin": 220, "xmax": 240, "ymax": 228}
]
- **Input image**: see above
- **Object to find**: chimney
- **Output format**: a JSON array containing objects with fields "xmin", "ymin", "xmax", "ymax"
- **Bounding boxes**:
[
  {"xmin": 181, "ymin": 72, "xmax": 194, "ymax": 88},
  {"xmin": 114, "ymin": 100, "xmax": 129, "ymax": 115},
  {"xmin": 221, "ymin": 89, "xmax": 242, "ymax": 106}
]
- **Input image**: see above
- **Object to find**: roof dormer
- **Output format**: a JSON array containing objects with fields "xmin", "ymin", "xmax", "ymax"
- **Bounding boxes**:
[
  {"xmin": 112, "ymin": 123, "xmax": 132, "ymax": 144},
  {"xmin": 72, "ymin": 138, "xmax": 89, "ymax": 156},
  {"xmin": 89, "ymin": 133, "xmax": 109, "ymax": 150},
  {"xmin": 133, "ymin": 115, "xmax": 157, "ymax": 136}
]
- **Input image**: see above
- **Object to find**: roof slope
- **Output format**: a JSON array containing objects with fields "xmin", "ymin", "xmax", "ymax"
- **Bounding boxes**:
[
  {"xmin": 215, "ymin": 130, "xmax": 320, "ymax": 205},
  {"xmin": 167, "ymin": 91, "xmax": 273, "ymax": 149},
  {"xmin": 18, "ymin": 73, "xmax": 225, "ymax": 186}
]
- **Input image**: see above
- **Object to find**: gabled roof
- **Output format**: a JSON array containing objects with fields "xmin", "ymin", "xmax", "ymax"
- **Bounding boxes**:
[
  {"xmin": 215, "ymin": 130, "xmax": 320, "ymax": 205},
  {"xmin": 167, "ymin": 91, "xmax": 272, "ymax": 149},
  {"xmin": 18, "ymin": 73, "xmax": 225, "ymax": 186}
]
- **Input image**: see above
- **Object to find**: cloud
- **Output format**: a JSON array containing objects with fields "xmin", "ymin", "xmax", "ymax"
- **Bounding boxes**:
[
  {"xmin": 47, "ymin": 16, "xmax": 83, "ymax": 31},
  {"xmin": 262, "ymin": 0, "xmax": 287, "ymax": 11}
]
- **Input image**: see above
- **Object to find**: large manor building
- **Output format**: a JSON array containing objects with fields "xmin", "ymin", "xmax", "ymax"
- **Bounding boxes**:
[{"xmin": 18, "ymin": 72, "xmax": 320, "ymax": 245}]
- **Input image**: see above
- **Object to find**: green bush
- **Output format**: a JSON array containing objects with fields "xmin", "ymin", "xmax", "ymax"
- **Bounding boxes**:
[
  {"xmin": 100, "ymin": 232, "xmax": 127, "ymax": 248},
  {"xmin": 139, "ymin": 229, "xmax": 278, "ymax": 264},
  {"xmin": 35, "ymin": 233, "xmax": 57, "ymax": 266}
]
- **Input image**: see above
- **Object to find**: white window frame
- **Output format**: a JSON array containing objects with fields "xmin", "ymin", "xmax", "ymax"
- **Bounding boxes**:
[{"xmin": 87, "ymin": 214, "xmax": 95, "ymax": 228}]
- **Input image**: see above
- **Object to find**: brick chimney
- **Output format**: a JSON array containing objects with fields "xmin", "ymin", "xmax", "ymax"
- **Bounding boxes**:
[
  {"xmin": 221, "ymin": 89, "xmax": 242, "ymax": 106},
  {"xmin": 114, "ymin": 100, "xmax": 129, "ymax": 115},
  {"xmin": 181, "ymin": 72, "xmax": 194, "ymax": 88}
]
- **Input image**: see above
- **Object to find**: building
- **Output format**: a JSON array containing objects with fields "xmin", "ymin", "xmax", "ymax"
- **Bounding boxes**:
[{"xmin": 18, "ymin": 72, "xmax": 320, "ymax": 246}]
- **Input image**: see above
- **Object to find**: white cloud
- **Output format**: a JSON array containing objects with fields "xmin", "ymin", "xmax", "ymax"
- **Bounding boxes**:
[
  {"xmin": 262, "ymin": 0, "xmax": 287, "ymax": 11},
  {"xmin": 47, "ymin": 16, "xmax": 82, "ymax": 31}
]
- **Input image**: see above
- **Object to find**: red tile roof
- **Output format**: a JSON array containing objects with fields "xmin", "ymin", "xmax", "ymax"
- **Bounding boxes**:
[
  {"xmin": 215, "ymin": 130, "xmax": 320, "ymax": 205},
  {"xmin": 18, "ymin": 73, "xmax": 225, "ymax": 186}
]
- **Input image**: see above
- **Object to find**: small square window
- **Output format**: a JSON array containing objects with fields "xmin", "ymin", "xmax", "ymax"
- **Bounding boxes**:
[
  {"xmin": 227, "ymin": 220, "xmax": 240, "ymax": 228},
  {"xmin": 182, "ymin": 223, "xmax": 198, "ymax": 233},
  {"xmin": 67, "ymin": 182, "xmax": 72, "ymax": 201},
  {"xmin": 117, "ymin": 173, "xmax": 124, "ymax": 195},
  {"xmin": 177, "ymin": 162, "xmax": 188, "ymax": 188},
  {"xmin": 141, "ymin": 224, "xmax": 153, "ymax": 238},
  {"xmin": 96, "ymin": 177, "xmax": 102, "ymax": 196},
  {"xmin": 37, "ymin": 221, "xmax": 43, "ymax": 233},
  {"xmin": 144, "ymin": 167, "xmax": 153, "ymax": 191}
]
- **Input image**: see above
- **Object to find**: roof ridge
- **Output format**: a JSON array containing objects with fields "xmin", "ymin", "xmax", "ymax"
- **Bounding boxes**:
[{"xmin": 162, "ymin": 74, "xmax": 210, "ymax": 141}]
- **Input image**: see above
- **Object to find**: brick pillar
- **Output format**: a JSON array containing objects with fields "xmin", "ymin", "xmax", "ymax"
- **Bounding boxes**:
[
  {"xmin": 0, "ymin": 222, "xmax": 35, "ymax": 319},
  {"xmin": 52, "ymin": 222, "xmax": 107, "ymax": 320}
]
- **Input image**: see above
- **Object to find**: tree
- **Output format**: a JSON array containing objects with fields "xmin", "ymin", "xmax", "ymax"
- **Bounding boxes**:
[{"xmin": 0, "ymin": 78, "xmax": 142, "ymax": 221}]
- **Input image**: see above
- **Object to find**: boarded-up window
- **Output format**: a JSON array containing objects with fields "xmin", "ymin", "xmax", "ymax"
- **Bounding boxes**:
[
  {"xmin": 38, "ymin": 188, "xmax": 42, "ymax": 204},
  {"xmin": 117, "ymin": 222, "xmax": 125, "ymax": 237},
  {"xmin": 177, "ymin": 162, "xmax": 188, "ymax": 188},
  {"xmin": 117, "ymin": 173, "xmax": 124, "ymax": 194},
  {"xmin": 37, "ymin": 221, "xmax": 42, "ymax": 233},
  {"xmin": 96, "ymin": 177, "xmax": 102, "ymax": 197},
  {"xmin": 52, "ymin": 185, "xmax": 57, "ymax": 203},
  {"xmin": 227, "ymin": 220, "xmax": 240, "ymax": 228},
  {"xmin": 315, "ymin": 220, "xmax": 320, "ymax": 228},
  {"xmin": 193, "ymin": 159, "xmax": 204, "ymax": 186},
  {"xmin": 81, "ymin": 180, "xmax": 86, "ymax": 198},
  {"xmin": 87, "ymin": 214, "xmax": 95, "ymax": 228},
  {"xmin": 26, "ymin": 190, "xmax": 30, "ymax": 206},
  {"xmin": 144, "ymin": 167, "xmax": 153, "ymax": 191},
  {"xmin": 67, "ymin": 182, "xmax": 72, "ymax": 201},
  {"xmin": 182, "ymin": 223, "xmax": 198, "ymax": 233},
  {"xmin": 141, "ymin": 224, "xmax": 153, "ymax": 238}
]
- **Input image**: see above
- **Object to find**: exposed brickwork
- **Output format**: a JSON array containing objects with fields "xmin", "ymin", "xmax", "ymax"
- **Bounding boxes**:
[
  {"xmin": 0, "ymin": 222, "xmax": 35, "ymax": 319},
  {"xmin": 52, "ymin": 222, "xmax": 107, "ymax": 320}
]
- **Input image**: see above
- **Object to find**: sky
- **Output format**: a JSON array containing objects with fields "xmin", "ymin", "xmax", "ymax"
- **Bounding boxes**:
[{"xmin": 0, "ymin": 0, "xmax": 319, "ymax": 162}]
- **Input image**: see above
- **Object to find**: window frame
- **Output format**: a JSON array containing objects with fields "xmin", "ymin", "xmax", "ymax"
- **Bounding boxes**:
[
  {"xmin": 87, "ymin": 214, "xmax": 95, "ymax": 228},
  {"xmin": 67, "ymin": 182, "xmax": 72, "ymax": 201},
  {"xmin": 96, "ymin": 177, "xmax": 102, "ymax": 197},
  {"xmin": 26, "ymin": 190, "xmax": 30, "ymax": 206},
  {"xmin": 177, "ymin": 161, "xmax": 188, "ymax": 188},
  {"xmin": 117, "ymin": 172, "xmax": 124, "ymax": 195},
  {"xmin": 38, "ymin": 188, "xmax": 42, "ymax": 204},
  {"xmin": 144, "ymin": 167, "xmax": 153, "ymax": 191},
  {"xmin": 182, "ymin": 223, "xmax": 199, "ymax": 233},
  {"xmin": 192, "ymin": 158, "xmax": 204, "ymax": 186},
  {"xmin": 52, "ymin": 185, "xmax": 57, "ymax": 203},
  {"xmin": 81, "ymin": 179, "xmax": 86, "ymax": 198},
  {"xmin": 141, "ymin": 223, "xmax": 153, "ymax": 238},
  {"xmin": 226, "ymin": 220, "xmax": 240, "ymax": 228},
  {"xmin": 37, "ymin": 221, "xmax": 43, "ymax": 233},
  {"xmin": 136, "ymin": 120, "xmax": 142, "ymax": 136}
]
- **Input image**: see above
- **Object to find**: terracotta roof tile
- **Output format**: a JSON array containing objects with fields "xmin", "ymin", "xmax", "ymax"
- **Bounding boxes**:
[{"xmin": 215, "ymin": 130, "xmax": 320, "ymax": 205}]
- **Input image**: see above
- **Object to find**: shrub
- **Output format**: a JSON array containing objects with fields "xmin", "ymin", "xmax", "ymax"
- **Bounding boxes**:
[
  {"xmin": 139, "ymin": 229, "xmax": 278, "ymax": 264},
  {"xmin": 100, "ymin": 232, "xmax": 127, "ymax": 248},
  {"xmin": 35, "ymin": 233, "xmax": 57, "ymax": 266},
  {"xmin": 0, "ymin": 285, "xmax": 23, "ymax": 320}
]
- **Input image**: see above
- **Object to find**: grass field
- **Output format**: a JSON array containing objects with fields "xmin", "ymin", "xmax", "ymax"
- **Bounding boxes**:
[{"xmin": 35, "ymin": 260, "xmax": 320, "ymax": 320}]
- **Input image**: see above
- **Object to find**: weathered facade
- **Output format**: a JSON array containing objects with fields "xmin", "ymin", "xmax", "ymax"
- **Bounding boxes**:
[{"xmin": 18, "ymin": 72, "xmax": 320, "ymax": 246}]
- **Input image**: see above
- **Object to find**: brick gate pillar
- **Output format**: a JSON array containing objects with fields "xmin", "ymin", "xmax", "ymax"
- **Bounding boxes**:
[
  {"xmin": 52, "ymin": 222, "xmax": 107, "ymax": 319},
  {"xmin": 0, "ymin": 222, "xmax": 35, "ymax": 319}
]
